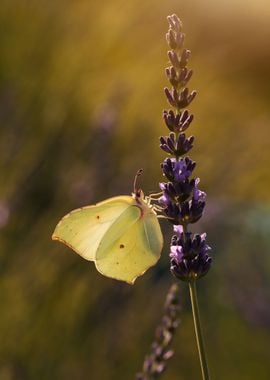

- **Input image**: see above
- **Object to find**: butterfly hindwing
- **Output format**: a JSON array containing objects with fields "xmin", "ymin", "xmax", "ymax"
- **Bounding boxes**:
[
  {"xmin": 95, "ymin": 205, "xmax": 162, "ymax": 284},
  {"xmin": 142, "ymin": 212, "xmax": 163, "ymax": 259}
]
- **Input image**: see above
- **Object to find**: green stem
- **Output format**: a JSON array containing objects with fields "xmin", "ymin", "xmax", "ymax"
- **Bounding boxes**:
[{"xmin": 188, "ymin": 280, "xmax": 210, "ymax": 380}]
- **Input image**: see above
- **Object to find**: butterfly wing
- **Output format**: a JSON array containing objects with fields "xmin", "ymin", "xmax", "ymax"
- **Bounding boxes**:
[
  {"xmin": 52, "ymin": 196, "xmax": 134, "ymax": 261},
  {"xmin": 95, "ymin": 205, "xmax": 163, "ymax": 284}
]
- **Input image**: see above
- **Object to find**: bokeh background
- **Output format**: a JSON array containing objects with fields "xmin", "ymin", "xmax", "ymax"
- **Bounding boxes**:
[{"xmin": 1, "ymin": 0, "xmax": 270, "ymax": 379}]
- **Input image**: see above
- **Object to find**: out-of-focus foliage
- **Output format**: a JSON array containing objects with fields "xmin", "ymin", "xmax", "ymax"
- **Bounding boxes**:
[{"xmin": 1, "ymin": 0, "xmax": 270, "ymax": 379}]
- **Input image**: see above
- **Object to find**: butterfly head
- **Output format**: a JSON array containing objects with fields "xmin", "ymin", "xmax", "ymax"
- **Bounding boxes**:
[
  {"xmin": 133, "ymin": 188, "xmax": 145, "ymax": 201},
  {"xmin": 132, "ymin": 169, "xmax": 156, "ymax": 216},
  {"xmin": 131, "ymin": 169, "xmax": 147, "ymax": 207}
]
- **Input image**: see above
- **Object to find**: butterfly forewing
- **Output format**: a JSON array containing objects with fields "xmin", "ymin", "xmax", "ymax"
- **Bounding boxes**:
[{"xmin": 52, "ymin": 196, "xmax": 134, "ymax": 261}]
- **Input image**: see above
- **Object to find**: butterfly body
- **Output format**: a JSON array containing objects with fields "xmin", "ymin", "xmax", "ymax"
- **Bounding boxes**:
[{"xmin": 52, "ymin": 192, "xmax": 163, "ymax": 284}]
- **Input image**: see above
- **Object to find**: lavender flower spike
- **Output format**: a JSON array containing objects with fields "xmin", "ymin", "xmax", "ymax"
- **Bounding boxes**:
[
  {"xmin": 136, "ymin": 284, "xmax": 181, "ymax": 380},
  {"xmin": 155, "ymin": 14, "xmax": 212, "ymax": 380},
  {"xmin": 159, "ymin": 14, "xmax": 212, "ymax": 282}
]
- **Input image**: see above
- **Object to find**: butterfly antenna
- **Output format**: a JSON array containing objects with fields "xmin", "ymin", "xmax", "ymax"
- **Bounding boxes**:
[{"xmin": 133, "ymin": 169, "xmax": 143, "ymax": 195}]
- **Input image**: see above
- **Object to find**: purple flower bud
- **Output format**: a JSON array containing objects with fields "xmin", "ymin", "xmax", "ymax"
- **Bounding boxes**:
[
  {"xmin": 173, "ymin": 225, "xmax": 183, "ymax": 235},
  {"xmin": 170, "ymin": 244, "xmax": 184, "ymax": 262},
  {"xmin": 175, "ymin": 179, "xmax": 195, "ymax": 202},
  {"xmin": 170, "ymin": 231, "xmax": 212, "ymax": 281},
  {"xmin": 163, "ymin": 109, "xmax": 194, "ymax": 133},
  {"xmin": 168, "ymin": 51, "xmax": 181, "ymax": 69},
  {"xmin": 159, "ymin": 133, "xmax": 194, "ymax": 157},
  {"xmin": 161, "ymin": 158, "xmax": 174, "ymax": 180},
  {"xmin": 163, "ymin": 110, "xmax": 177, "ymax": 131},
  {"xmin": 174, "ymin": 87, "xmax": 196, "ymax": 108},
  {"xmin": 178, "ymin": 67, "xmax": 193, "ymax": 87},
  {"xmin": 160, "ymin": 136, "xmax": 174, "ymax": 154},
  {"xmin": 163, "ymin": 202, "xmax": 181, "ymax": 224},
  {"xmin": 193, "ymin": 178, "xmax": 207, "ymax": 202},
  {"xmin": 176, "ymin": 133, "xmax": 194, "ymax": 155},
  {"xmin": 170, "ymin": 14, "xmax": 183, "ymax": 32},
  {"xmin": 179, "ymin": 49, "xmax": 191, "ymax": 68},
  {"xmin": 187, "ymin": 90, "xmax": 197, "ymax": 105},
  {"xmin": 172, "ymin": 88, "xmax": 179, "ymax": 105},
  {"xmin": 166, "ymin": 29, "xmax": 177, "ymax": 50},
  {"xmin": 161, "ymin": 157, "xmax": 195, "ymax": 182},
  {"xmin": 167, "ymin": 133, "xmax": 176, "ymax": 151},
  {"xmin": 164, "ymin": 87, "xmax": 176, "ymax": 108},
  {"xmin": 162, "ymin": 201, "xmax": 183, "ymax": 224},
  {"xmin": 163, "ymin": 196, "xmax": 206, "ymax": 225},
  {"xmin": 159, "ymin": 182, "xmax": 177, "ymax": 205},
  {"xmin": 166, "ymin": 15, "xmax": 185, "ymax": 50},
  {"xmin": 164, "ymin": 87, "xmax": 197, "ymax": 110},
  {"xmin": 174, "ymin": 158, "xmax": 191, "ymax": 181},
  {"xmin": 189, "ymin": 198, "xmax": 206, "ymax": 224},
  {"xmin": 180, "ymin": 111, "xmax": 194, "ymax": 132},
  {"xmin": 166, "ymin": 66, "xmax": 178, "ymax": 88},
  {"xmin": 175, "ymin": 32, "xmax": 184, "ymax": 49},
  {"xmin": 179, "ymin": 67, "xmax": 187, "ymax": 82}
]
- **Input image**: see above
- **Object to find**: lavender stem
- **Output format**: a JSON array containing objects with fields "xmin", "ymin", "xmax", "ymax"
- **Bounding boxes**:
[{"xmin": 188, "ymin": 280, "xmax": 210, "ymax": 380}]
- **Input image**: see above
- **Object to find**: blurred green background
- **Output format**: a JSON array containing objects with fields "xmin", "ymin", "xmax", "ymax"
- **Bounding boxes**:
[{"xmin": 1, "ymin": 0, "xmax": 270, "ymax": 379}]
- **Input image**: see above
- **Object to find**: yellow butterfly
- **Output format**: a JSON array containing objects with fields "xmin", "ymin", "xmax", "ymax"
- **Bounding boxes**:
[{"xmin": 52, "ymin": 172, "xmax": 163, "ymax": 284}]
